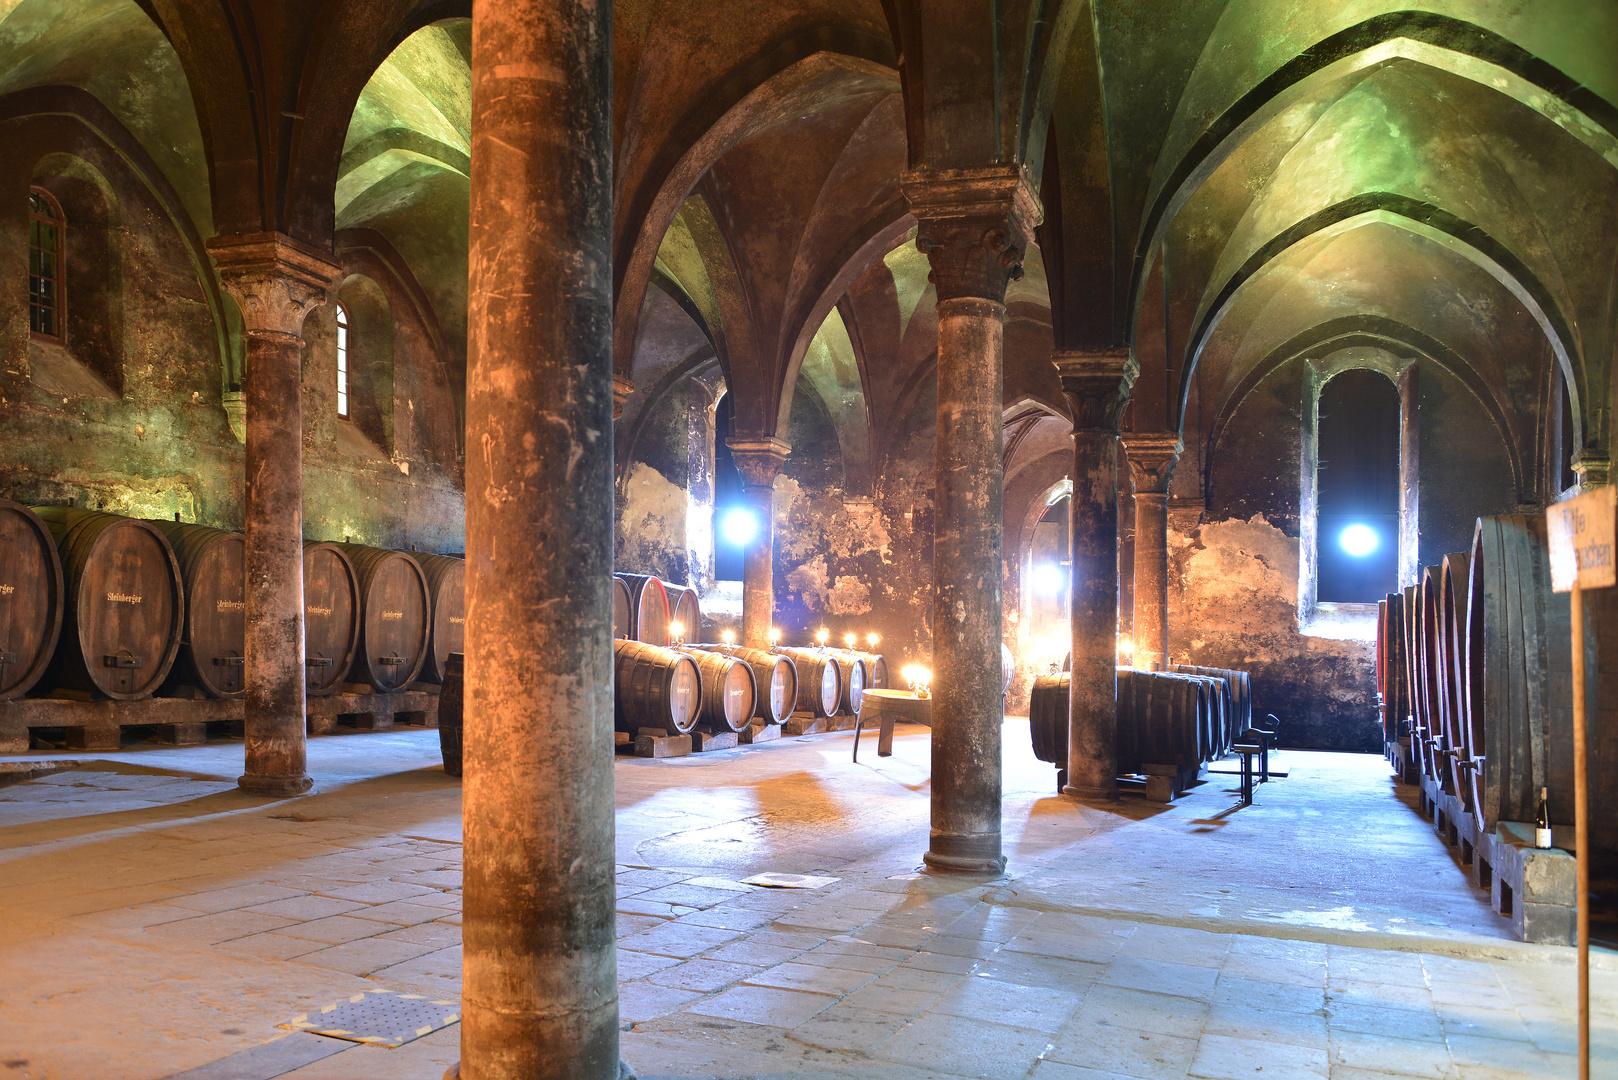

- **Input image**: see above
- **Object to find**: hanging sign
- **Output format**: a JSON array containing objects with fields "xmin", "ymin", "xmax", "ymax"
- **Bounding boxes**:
[{"xmin": 1548, "ymin": 486, "xmax": 1617, "ymax": 593}]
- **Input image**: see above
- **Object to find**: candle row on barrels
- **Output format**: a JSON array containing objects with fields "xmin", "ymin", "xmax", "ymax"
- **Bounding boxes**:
[
  {"xmin": 1376, "ymin": 512, "xmax": 1618, "ymax": 868},
  {"xmin": 1027, "ymin": 665, "xmax": 1250, "ymax": 779},
  {"xmin": 611, "ymin": 638, "xmax": 889, "ymax": 735},
  {"xmin": 0, "ymin": 499, "xmax": 464, "ymax": 703}
]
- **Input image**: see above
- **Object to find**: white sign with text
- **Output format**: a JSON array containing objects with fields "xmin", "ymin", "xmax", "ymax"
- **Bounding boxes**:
[{"xmin": 1549, "ymin": 486, "xmax": 1617, "ymax": 593}]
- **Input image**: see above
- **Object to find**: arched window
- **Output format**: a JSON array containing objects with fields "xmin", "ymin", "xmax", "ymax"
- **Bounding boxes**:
[
  {"xmin": 1316, "ymin": 370, "xmax": 1400, "ymax": 603},
  {"xmin": 335, "ymin": 303, "xmax": 350, "ymax": 418},
  {"xmin": 1028, "ymin": 494, "xmax": 1071, "ymax": 647},
  {"xmin": 28, "ymin": 188, "xmax": 65, "ymax": 342},
  {"xmin": 711, "ymin": 392, "xmax": 747, "ymax": 582}
]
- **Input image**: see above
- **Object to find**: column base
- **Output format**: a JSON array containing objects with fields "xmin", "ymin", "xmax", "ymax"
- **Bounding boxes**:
[
  {"xmin": 923, "ymin": 850, "xmax": 1007, "ymax": 874},
  {"xmin": 238, "ymin": 773, "xmax": 313, "ymax": 797},
  {"xmin": 923, "ymin": 831, "xmax": 1007, "ymax": 874},
  {"xmin": 1063, "ymin": 782, "xmax": 1118, "ymax": 803},
  {"xmin": 444, "ymin": 1061, "xmax": 636, "ymax": 1079}
]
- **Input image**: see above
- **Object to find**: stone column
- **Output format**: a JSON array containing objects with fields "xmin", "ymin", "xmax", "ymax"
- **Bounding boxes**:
[
  {"xmin": 728, "ymin": 437, "xmax": 790, "ymax": 649},
  {"xmin": 903, "ymin": 166, "xmax": 1040, "ymax": 873},
  {"xmin": 207, "ymin": 233, "xmax": 339, "ymax": 798},
  {"xmin": 1056, "ymin": 350, "xmax": 1138, "ymax": 801},
  {"xmin": 1121, "ymin": 432, "xmax": 1182, "ymax": 670},
  {"xmin": 457, "ymin": 0, "xmax": 619, "ymax": 1076}
]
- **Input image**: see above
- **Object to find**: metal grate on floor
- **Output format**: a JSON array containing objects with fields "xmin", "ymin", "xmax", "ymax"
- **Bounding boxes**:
[{"xmin": 279, "ymin": 989, "xmax": 460, "ymax": 1047}]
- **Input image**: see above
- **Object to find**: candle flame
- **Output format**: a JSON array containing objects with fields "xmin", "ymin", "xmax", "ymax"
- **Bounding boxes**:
[
  {"xmin": 844, "ymin": 632, "xmax": 857, "ymax": 648},
  {"xmin": 720, "ymin": 628, "xmax": 736, "ymax": 645},
  {"xmin": 867, "ymin": 632, "xmax": 881, "ymax": 648},
  {"xmin": 816, "ymin": 627, "xmax": 830, "ymax": 646}
]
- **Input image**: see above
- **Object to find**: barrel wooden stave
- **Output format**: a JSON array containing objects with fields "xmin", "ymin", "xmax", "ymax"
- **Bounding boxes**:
[
  {"xmin": 412, "ymin": 552, "xmax": 466, "ymax": 685},
  {"xmin": 614, "ymin": 638, "xmax": 701, "ymax": 734},
  {"xmin": 32, "ymin": 507, "xmax": 183, "ymax": 700},
  {"xmin": 303, "ymin": 541, "xmax": 361, "ymax": 696},
  {"xmin": 0, "ymin": 499, "xmax": 64, "ymax": 700},
  {"xmin": 148, "ymin": 521, "xmax": 246, "ymax": 699}
]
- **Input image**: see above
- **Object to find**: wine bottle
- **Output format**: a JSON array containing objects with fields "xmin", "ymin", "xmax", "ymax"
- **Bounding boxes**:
[{"xmin": 1535, "ymin": 786, "xmax": 1553, "ymax": 849}]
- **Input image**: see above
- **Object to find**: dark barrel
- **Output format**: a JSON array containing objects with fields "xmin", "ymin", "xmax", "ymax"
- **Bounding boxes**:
[
  {"xmin": 412, "ymin": 552, "xmax": 466, "ymax": 685},
  {"xmin": 1029, "ymin": 671, "xmax": 1069, "ymax": 763},
  {"xmin": 613, "ymin": 578, "xmax": 632, "ymax": 639},
  {"xmin": 147, "ymin": 521, "xmax": 246, "ymax": 699},
  {"xmin": 680, "ymin": 647, "xmax": 757, "ymax": 732},
  {"xmin": 439, "ymin": 651, "xmax": 464, "ymax": 776},
  {"xmin": 777, "ymin": 646, "xmax": 843, "ymax": 717},
  {"xmin": 1377, "ymin": 592, "xmax": 1408, "ymax": 746},
  {"xmin": 614, "ymin": 638, "xmax": 701, "ymax": 734},
  {"xmin": 1437, "ymin": 552, "xmax": 1471, "ymax": 801},
  {"xmin": 618, "ymin": 573, "xmax": 671, "ymax": 646},
  {"xmin": 0, "ymin": 499, "xmax": 64, "ymax": 700},
  {"xmin": 694, "ymin": 645, "xmax": 797, "ymax": 725},
  {"xmin": 32, "ymin": 507, "xmax": 183, "ymax": 700},
  {"xmin": 1169, "ymin": 664, "xmax": 1251, "ymax": 746},
  {"xmin": 336, "ymin": 542, "xmax": 429, "ymax": 693},
  {"xmin": 303, "ymin": 541, "xmax": 361, "ymax": 697},
  {"xmin": 667, "ymin": 584, "xmax": 701, "ymax": 643}
]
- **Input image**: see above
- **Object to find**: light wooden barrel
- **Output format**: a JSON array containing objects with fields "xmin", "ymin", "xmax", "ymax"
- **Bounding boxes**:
[
  {"xmin": 614, "ymin": 639, "xmax": 701, "ymax": 734},
  {"xmin": 147, "ymin": 521, "xmax": 245, "ymax": 699},
  {"xmin": 776, "ymin": 647, "xmax": 842, "ymax": 717},
  {"xmin": 694, "ymin": 645, "xmax": 797, "ymax": 725},
  {"xmin": 617, "ymin": 573, "xmax": 671, "ymax": 646},
  {"xmin": 680, "ymin": 647, "xmax": 757, "ymax": 732},
  {"xmin": 303, "ymin": 541, "xmax": 361, "ymax": 696},
  {"xmin": 666, "ymin": 584, "xmax": 701, "ymax": 643},
  {"xmin": 412, "ymin": 552, "xmax": 466, "ymax": 685},
  {"xmin": 0, "ymin": 499, "xmax": 64, "ymax": 700},
  {"xmin": 337, "ymin": 543, "xmax": 429, "ymax": 693}
]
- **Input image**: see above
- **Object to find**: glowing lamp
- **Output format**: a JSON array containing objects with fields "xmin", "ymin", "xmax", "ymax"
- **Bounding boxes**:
[
  {"xmin": 816, "ymin": 627, "xmax": 830, "ymax": 647},
  {"xmin": 669, "ymin": 620, "xmax": 685, "ymax": 645},
  {"xmin": 1032, "ymin": 562, "xmax": 1066, "ymax": 596},
  {"xmin": 720, "ymin": 628, "xmax": 737, "ymax": 646},
  {"xmin": 1340, "ymin": 523, "xmax": 1379, "ymax": 557},
  {"xmin": 719, "ymin": 506, "xmax": 759, "ymax": 546},
  {"xmin": 844, "ymin": 633, "xmax": 857, "ymax": 649},
  {"xmin": 1118, "ymin": 635, "xmax": 1134, "ymax": 663},
  {"xmin": 769, "ymin": 627, "xmax": 782, "ymax": 646},
  {"xmin": 902, "ymin": 664, "xmax": 932, "ymax": 698},
  {"xmin": 867, "ymin": 633, "xmax": 881, "ymax": 649}
]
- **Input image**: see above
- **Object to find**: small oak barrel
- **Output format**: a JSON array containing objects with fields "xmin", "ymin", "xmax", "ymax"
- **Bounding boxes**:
[
  {"xmin": 1029, "ymin": 671, "xmax": 1069, "ymax": 764},
  {"xmin": 148, "ymin": 521, "xmax": 246, "ymax": 699},
  {"xmin": 0, "ymin": 499, "xmax": 64, "ymax": 700},
  {"xmin": 439, "ymin": 651, "xmax": 464, "ymax": 776},
  {"xmin": 681, "ymin": 646, "xmax": 757, "ymax": 732},
  {"xmin": 666, "ymin": 583, "xmax": 702, "ymax": 642},
  {"xmin": 303, "ymin": 541, "xmax": 361, "ymax": 697},
  {"xmin": 613, "ymin": 577, "xmax": 632, "ymax": 639},
  {"xmin": 338, "ymin": 543, "xmax": 430, "ymax": 693},
  {"xmin": 32, "ymin": 507, "xmax": 183, "ymax": 700},
  {"xmin": 614, "ymin": 638, "xmax": 701, "ymax": 734},
  {"xmin": 777, "ymin": 647, "xmax": 842, "ymax": 717},
  {"xmin": 617, "ymin": 573, "xmax": 671, "ymax": 646},
  {"xmin": 412, "ymin": 552, "xmax": 466, "ymax": 685},
  {"xmin": 696, "ymin": 645, "xmax": 797, "ymax": 725}
]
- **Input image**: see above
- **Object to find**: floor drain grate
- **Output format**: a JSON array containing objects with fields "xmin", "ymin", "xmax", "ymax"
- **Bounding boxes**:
[{"xmin": 280, "ymin": 989, "xmax": 460, "ymax": 1047}]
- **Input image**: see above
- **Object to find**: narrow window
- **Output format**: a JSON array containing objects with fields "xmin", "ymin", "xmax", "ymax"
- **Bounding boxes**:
[
  {"xmin": 335, "ymin": 303, "xmax": 350, "ymax": 418},
  {"xmin": 712, "ymin": 392, "xmax": 747, "ymax": 582},
  {"xmin": 1028, "ymin": 494, "xmax": 1071, "ymax": 656},
  {"xmin": 1316, "ymin": 370, "xmax": 1400, "ymax": 603},
  {"xmin": 28, "ymin": 188, "xmax": 65, "ymax": 342}
]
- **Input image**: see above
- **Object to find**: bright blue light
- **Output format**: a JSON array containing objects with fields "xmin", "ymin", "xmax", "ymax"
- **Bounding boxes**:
[
  {"xmin": 1340, "ymin": 523, "xmax": 1379, "ymax": 557},
  {"xmin": 719, "ymin": 507, "xmax": 759, "ymax": 547},
  {"xmin": 1032, "ymin": 562, "xmax": 1066, "ymax": 596}
]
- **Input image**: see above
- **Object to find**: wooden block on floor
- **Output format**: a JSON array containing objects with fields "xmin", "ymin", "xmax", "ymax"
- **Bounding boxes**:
[
  {"xmin": 741, "ymin": 722, "xmax": 780, "ymax": 744},
  {"xmin": 782, "ymin": 713, "xmax": 831, "ymax": 736},
  {"xmin": 154, "ymin": 721, "xmax": 208, "ymax": 746},
  {"xmin": 0, "ymin": 718, "xmax": 28, "ymax": 754},
  {"xmin": 691, "ymin": 729, "xmax": 739, "ymax": 752},
  {"xmin": 635, "ymin": 732, "xmax": 691, "ymax": 758},
  {"xmin": 67, "ymin": 723, "xmax": 122, "ymax": 751},
  {"xmin": 615, "ymin": 731, "xmax": 631, "ymax": 747},
  {"xmin": 1144, "ymin": 775, "xmax": 1176, "ymax": 803}
]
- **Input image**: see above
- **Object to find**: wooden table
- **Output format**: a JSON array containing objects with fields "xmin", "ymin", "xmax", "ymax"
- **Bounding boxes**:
[{"xmin": 854, "ymin": 688, "xmax": 932, "ymax": 761}]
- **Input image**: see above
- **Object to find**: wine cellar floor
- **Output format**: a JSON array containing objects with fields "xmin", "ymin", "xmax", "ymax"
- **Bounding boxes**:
[{"xmin": 0, "ymin": 728, "xmax": 1610, "ymax": 1079}]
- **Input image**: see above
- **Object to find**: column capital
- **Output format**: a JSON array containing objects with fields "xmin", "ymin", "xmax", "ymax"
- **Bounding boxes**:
[
  {"xmin": 1121, "ymin": 431, "xmax": 1184, "ymax": 495},
  {"xmin": 612, "ymin": 373, "xmax": 635, "ymax": 420},
  {"xmin": 1054, "ymin": 348, "xmax": 1138, "ymax": 434},
  {"xmin": 207, "ymin": 232, "xmax": 341, "ymax": 337},
  {"xmin": 727, "ymin": 436, "xmax": 791, "ymax": 488},
  {"xmin": 901, "ymin": 165, "xmax": 1042, "ymax": 305},
  {"xmin": 1574, "ymin": 450, "xmax": 1609, "ymax": 490}
]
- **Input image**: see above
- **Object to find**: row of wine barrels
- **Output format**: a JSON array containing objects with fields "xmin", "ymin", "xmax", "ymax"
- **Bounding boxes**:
[
  {"xmin": 614, "ymin": 638, "xmax": 700, "ymax": 734},
  {"xmin": 678, "ymin": 646, "xmax": 757, "ymax": 732},
  {"xmin": 617, "ymin": 573, "xmax": 671, "ymax": 646},
  {"xmin": 148, "ymin": 521, "xmax": 246, "ymax": 698},
  {"xmin": 775, "ymin": 646, "xmax": 844, "ymax": 717},
  {"xmin": 1169, "ymin": 663, "xmax": 1251, "ymax": 742},
  {"xmin": 1029, "ymin": 667, "xmax": 1236, "ymax": 778},
  {"xmin": 413, "ymin": 552, "xmax": 466, "ymax": 685},
  {"xmin": 692, "ymin": 645, "xmax": 798, "ymax": 725},
  {"xmin": 32, "ymin": 507, "xmax": 184, "ymax": 700},
  {"xmin": 0, "ymin": 499, "xmax": 64, "ymax": 700},
  {"xmin": 337, "ymin": 543, "xmax": 430, "ymax": 692},
  {"xmin": 304, "ymin": 541, "xmax": 361, "ymax": 696}
]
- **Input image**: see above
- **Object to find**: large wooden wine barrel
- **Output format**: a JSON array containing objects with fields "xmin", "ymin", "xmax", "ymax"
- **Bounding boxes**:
[
  {"xmin": 666, "ymin": 584, "xmax": 701, "ymax": 643},
  {"xmin": 337, "ymin": 543, "xmax": 429, "ymax": 693},
  {"xmin": 147, "ymin": 521, "xmax": 245, "ymax": 699},
  {"xmin": 830, "ymin": 650, "xmax": 868, "ymax": 714},
  {"xmin": 1420, "ymin": 566, "xmax": 1451, "ymax": 790},
  {"xmin": 613, "ymin": 578, "xmax": 632, "ymax": 639},
  {"xmin": 32, "ymin": 507, "xmax": 183, "ymax": 700},
  {"xmin": 694, "ymin": 645, "xmax": 797, "ymax": 725},
  {"xmin": 614, "ymin": 639, "xmax": 700, "ymax": 734},
  {"xmin": 1437, "ymin": 552, "xmax": 1471, "ymax": 801},
  {"xmin": 1029, "ymin": 671, "xmax": 1069, "ymax": 763},
  {"xmin": 777, "ymin": 646, "xmax": 842, "ymax": 717},
  {"xmin": 1118, "ymin": 670, "xmax": 1212, "ymax": 777},
  {"xmin": 303, "ymin": 541, "xmax": 361, "ymax": 696},
  {"xmin": 0, "ymin": 499, "xmax": 64, "ymax": 700},
  {"xmin": 618, "ymin": 573, "xmax": 671, "ymax": 646},
  {"xmin": 439, "ymin": 651, "xmax": 464, "ymax": 776},
  {"xmin": 1377, "ymin": 593, "xmax": 1407, "ymax": 745},
  {"xmin": 1168, "ymin": 664, "xmax": 1250, "ymax": 754},
  {"xmin": 412, "ymin": 552, "xmax": 465, "ymax": 685},
  {"xmin": 680, "ymin": 647, "xmax": 757, "ymax": 732}
]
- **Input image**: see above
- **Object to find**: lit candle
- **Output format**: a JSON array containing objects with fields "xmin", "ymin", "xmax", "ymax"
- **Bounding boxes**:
[
  {"xmin": 720, "ymin": 628, "xmax": 736, "ymax": 646},
  {"xmin": 669, "ymin": 620, "xmax": 685, "ymax": 646},
  {"xmin": 769, "ymin": 627, "xmax": 782, "ymax": 647},
  {"xmin": 816, "ymin": 627, "xmax": 830, "ymax": 647},
  {"xmin": 867, "ymin": 633, "xmax": 881, "ymax": 649},
  {"xmin": 844, "ymin": 632, "xmax": 857, "ymax": 649}
]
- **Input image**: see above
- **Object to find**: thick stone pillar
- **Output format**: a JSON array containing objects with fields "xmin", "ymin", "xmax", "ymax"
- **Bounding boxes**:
[
  {"xmin": 1056, "ymin": 350, "xmax": 1138, "ymax": 801},
  {"xmin": 903, "ymin": 166, "xmax": 1040, "ymax": 873},
  {"xmin": 729, "ymin": 438, "xmax": 790, "ymax": 649},
  {"xmin": 457, "ymin": 0, "xmax": 619, "ymax": 1076},
  {"xmin": 1121, "ymin": 432, "xmax": 1182, "ymax": 670},
  {"xmin": 208, "ymin": 233, "xmax": 339, "ymax": 798}
]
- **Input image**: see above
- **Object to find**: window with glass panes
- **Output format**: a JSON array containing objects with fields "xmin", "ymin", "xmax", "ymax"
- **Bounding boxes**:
[
  {"xmin": 28, "ymin": 189, "xmax": 64, "ymax": 341},
  {"xmin": 336, "ymin": 304, "xmax": 350, "ymax": 417}
]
